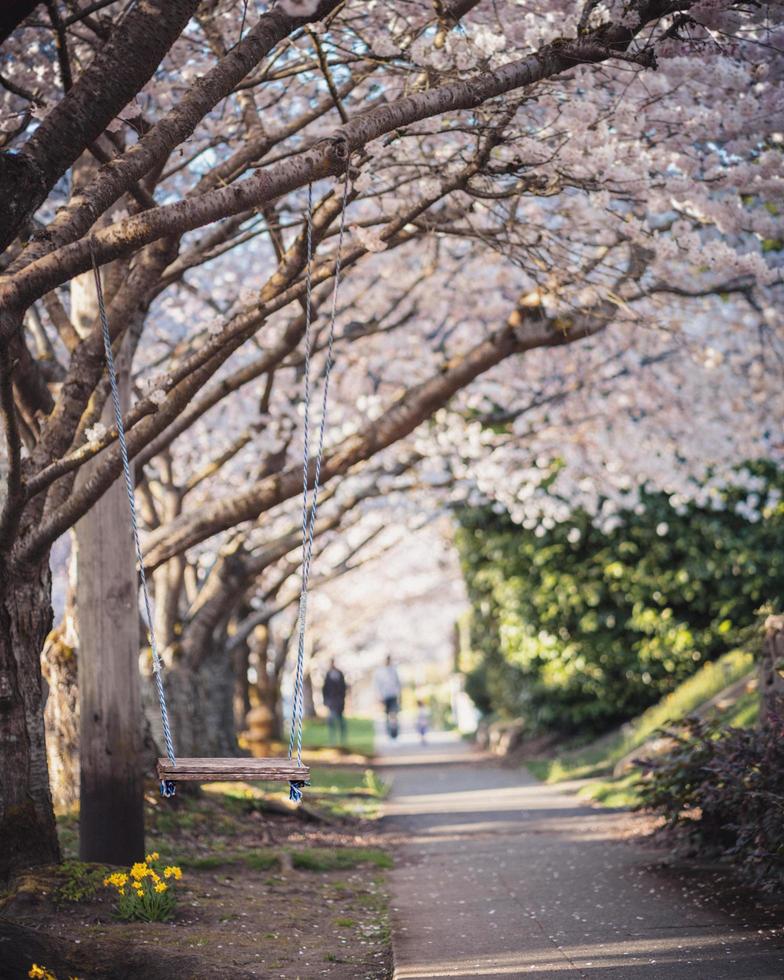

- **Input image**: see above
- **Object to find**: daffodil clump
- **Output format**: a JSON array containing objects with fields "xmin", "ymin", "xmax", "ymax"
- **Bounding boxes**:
[
  {"xmin": 103, "ymin": 852, "xmax": 182, "ymax": 922},
  {"xmin": 28, "ymin": 966, "xmax": 79, "ymax": 980}
]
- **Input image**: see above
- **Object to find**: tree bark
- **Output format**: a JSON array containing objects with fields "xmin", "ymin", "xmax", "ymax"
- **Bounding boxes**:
[
  {"xmin": 251, "ymin": 624, "xmax": 284, "ymax": 741},
  {"xmin": 255, "ymin": 671, "xmax": 283, "ymax": 743},
  {"xmin": 144, "ymin": 649, "xmax": 237, "ymax": 759},
  {"xmin": 233, "ymin": 639, "xmax": 251, "ymax": 733},
  {"xmin": 24, "ymin": 0, "xmax": 345, "ymax": 265},
  {"xmin": 0, "ymin": 0, "xmax": 200, "ymax": 252},
  {"xmin": 41, "ymin": 609, "xmax": 80, "ymax": 810},
  {"xmin": 73, "ymin": 263, "xmax": 144, "ymax": 864},
  {"xmin": 2, "ymin": 0, "xmax": 668, "ymax": 309},
  {"xmin": 0, "ymin": 555, "xmax": 60, "ymax": 879}
]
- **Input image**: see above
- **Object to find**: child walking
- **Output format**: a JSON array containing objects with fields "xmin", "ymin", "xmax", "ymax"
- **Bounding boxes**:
[{"xmin": 416, "ymin": 699, "xmax": 429, "ymax": 744}]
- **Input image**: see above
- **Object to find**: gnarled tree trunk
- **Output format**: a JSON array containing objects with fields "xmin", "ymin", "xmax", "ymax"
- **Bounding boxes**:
[{"xmin": 0, "ymin": 557, "xmax": 60, "ymax": 878}]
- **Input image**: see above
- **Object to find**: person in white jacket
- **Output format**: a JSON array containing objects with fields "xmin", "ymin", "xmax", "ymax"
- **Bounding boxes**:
[{"xmin": 374, "ymin": 656, "xmax": 402, "ymax": 739}]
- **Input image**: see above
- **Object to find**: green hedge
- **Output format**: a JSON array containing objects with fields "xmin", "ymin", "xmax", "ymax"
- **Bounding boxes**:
[{"xmin": 456, "ymin": 462, "xmax": 784, "ymax": 735}]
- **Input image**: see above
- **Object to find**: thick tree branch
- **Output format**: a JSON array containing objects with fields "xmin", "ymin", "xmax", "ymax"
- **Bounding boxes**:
[
  {"xmin": 0, "ymin": 0, "xmax": 200, "ymax": 251},
  {"xmin": 10, "ymin": 0, "xmax": 346, "ymax": 272},
  {"xmin": 137, "ymin": 304, "xmax": 609, "ymax": 571},
  {"xmin": 0, "ymin": 0, "xmax": 677, "ymax": 314}
]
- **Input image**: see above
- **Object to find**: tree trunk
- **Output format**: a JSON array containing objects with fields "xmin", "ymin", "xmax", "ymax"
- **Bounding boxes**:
[
  {"xmin": 303, "ymin": 670, "xmax": 317, "ymax": 720},
  {"xmin": 0, "ymin": 557, "xmax": 60, "ymax": 879},
  {"xmin": 231, "ymin": 601, "xmax": 253, "ymax": 732},
  {"xmin": 41, "ymin": 617, "xmax": 80, "ymax": 810},
  {"xmin": 73, "ymin": 259, "xmax": 144, "ymax": 865},
  {"xmin": 760, "ymin": 614, "xmax": 784, "ymax": 727},
  {"xmin": 144, "ymin": 648, "xmax": 237, "ymax": 759},
  {"xmin": 252, "ymin": 624, "xmax": 284, "ymax": 740},
  {"xmin": 233, "ymin": 639, "xmax": 252, "ymax": 733}
]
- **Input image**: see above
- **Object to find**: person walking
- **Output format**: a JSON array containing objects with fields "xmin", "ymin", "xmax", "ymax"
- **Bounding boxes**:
[
  {"xmin": 416, "ymin": 698, "xmax": 429, "ymax": 745},
  {"xmin": 374, "ymin": 655, "xmax": 402, "ymax": 739},
  {"xmin": 322, "ymin": 659, "xmax": 348, "ymax": 744}
]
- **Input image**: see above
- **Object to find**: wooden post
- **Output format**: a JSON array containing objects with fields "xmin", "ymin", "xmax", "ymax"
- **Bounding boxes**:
[
  {"xmin": 760, "ymin": 615, "xmax": 784, "ymax": 727},
  {"xmin": 73, "ymin": 258, "xmax": 144, "ymax": 864}
]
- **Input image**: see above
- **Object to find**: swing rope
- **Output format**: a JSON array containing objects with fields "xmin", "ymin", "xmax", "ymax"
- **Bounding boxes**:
[
  {"xmin": 89, "ymin": 242, "xmax": 178, "ymax": 798},
  {"xmin": 88, "ymin": 147, "xmax": 350, "ymax": 804},
  {"xmin": 288, "ymin": 156, "xmax": 352, "ymax": 801}
]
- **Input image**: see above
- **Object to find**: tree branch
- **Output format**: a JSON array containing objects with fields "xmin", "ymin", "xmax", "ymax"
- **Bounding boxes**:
[
  {"xmin": 0, "ymin": 0, "xmax": 201, "ymax": 251},
  {"xmin": 0, "ymin": 0, "xmax": 683, "ymax": 313},
  {"xmin": 136, "ymin": 301, "xmax": 606, "ymax": 571}
]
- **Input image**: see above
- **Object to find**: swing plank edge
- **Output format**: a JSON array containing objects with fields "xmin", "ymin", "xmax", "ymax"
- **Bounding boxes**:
[{"xmin": 156, "ymin": 757, "xmax": 310, "ymax": 782}]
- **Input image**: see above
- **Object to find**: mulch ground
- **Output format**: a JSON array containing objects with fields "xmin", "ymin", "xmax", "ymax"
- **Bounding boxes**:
[{"xmin": 0, "ymin": 769, "xmax": 393, "ymax": 980}]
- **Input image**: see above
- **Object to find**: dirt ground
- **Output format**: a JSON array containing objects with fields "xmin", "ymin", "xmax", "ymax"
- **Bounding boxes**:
[{"xmin": 0, "ymin": 767, "xmax": 393, "ymax": 980}]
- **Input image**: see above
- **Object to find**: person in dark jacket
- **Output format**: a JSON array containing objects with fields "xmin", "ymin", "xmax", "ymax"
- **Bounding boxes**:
[{"xmin": 322, "ymin": 659, "xmax": 348, "ymax": 743}]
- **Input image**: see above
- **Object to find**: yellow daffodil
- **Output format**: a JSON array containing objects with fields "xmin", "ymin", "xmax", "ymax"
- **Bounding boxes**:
[
  {"xmin": 102, "ymin": 855, "xmax": 180, "ymax": 920},
  {"xmin": 28, "ymin": 968, "xmax": 56, "ymax": 980},
  {"xmin": 103, "ymin": 871, "xmax": 128, "ymax": 889}
]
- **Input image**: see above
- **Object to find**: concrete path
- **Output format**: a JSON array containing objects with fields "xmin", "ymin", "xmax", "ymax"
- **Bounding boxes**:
[{"xmin": 378, "ymin": 731, "xmax": 784, "ymax": 980}]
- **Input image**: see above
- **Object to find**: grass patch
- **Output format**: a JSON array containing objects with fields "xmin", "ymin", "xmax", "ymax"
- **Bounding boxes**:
[
  {"xmin": 723, "ymin": 687, "xmax": 759, "ymax": 728},
  {"xmin": 307, "ymin": 766, "xmax": 386, "ymax": 797},
  {"xmin": 290, "ymin": 847, "xmax": 392, "ymax": 872},
  {"xmin": 181, "ymin": 848, "xmax": 277, "ymax": 872},
  {"xmin": 180, "ymin": 846, "xmax": 390, "ymax": 874},
  {"xmin": 299, "ymin": 716, "xmax": 375, "ymax": 757},
  {"xmin": 531, "ymin": 649, "xmax": 754, "ymax": 783},
  {"xmin": 245, "ymin": 850, "xmax": 279, "ymax": 871},
  {"xmin": 578, "ymin": 772, "xmax": 642, "ymax": 808},
  {"xmin": 304, "ymin": 767, "xmax": 388, "ymax": 819}
]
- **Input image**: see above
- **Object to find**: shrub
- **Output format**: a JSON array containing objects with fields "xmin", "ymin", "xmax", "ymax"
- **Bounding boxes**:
[
  {"xmin": 636, "ymin": 716, "xmax": 784, "ymax": 893},
  {"xmin": 455, "ymin": 461, "xmax": 784, "ymax": 734},
  {"xmin": 103, "ymin": 852, "xmax": 183, "ymax": 922}
]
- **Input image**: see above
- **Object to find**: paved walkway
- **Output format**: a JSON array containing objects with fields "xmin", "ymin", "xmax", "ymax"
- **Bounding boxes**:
[{"xmin": 378, "ymin": 731, "xmax": 784, "ymax": 980}]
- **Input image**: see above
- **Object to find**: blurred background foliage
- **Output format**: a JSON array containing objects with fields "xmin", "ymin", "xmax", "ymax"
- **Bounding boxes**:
[{"xmin": 455, "ymin": 461, "xmax": 784, "ymax": 735}]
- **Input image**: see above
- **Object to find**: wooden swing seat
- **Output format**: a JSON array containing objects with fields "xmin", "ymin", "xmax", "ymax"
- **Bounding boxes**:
[{"xmin": 157, "ymin": 757, "xmax": 310, "ymax": 783}]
